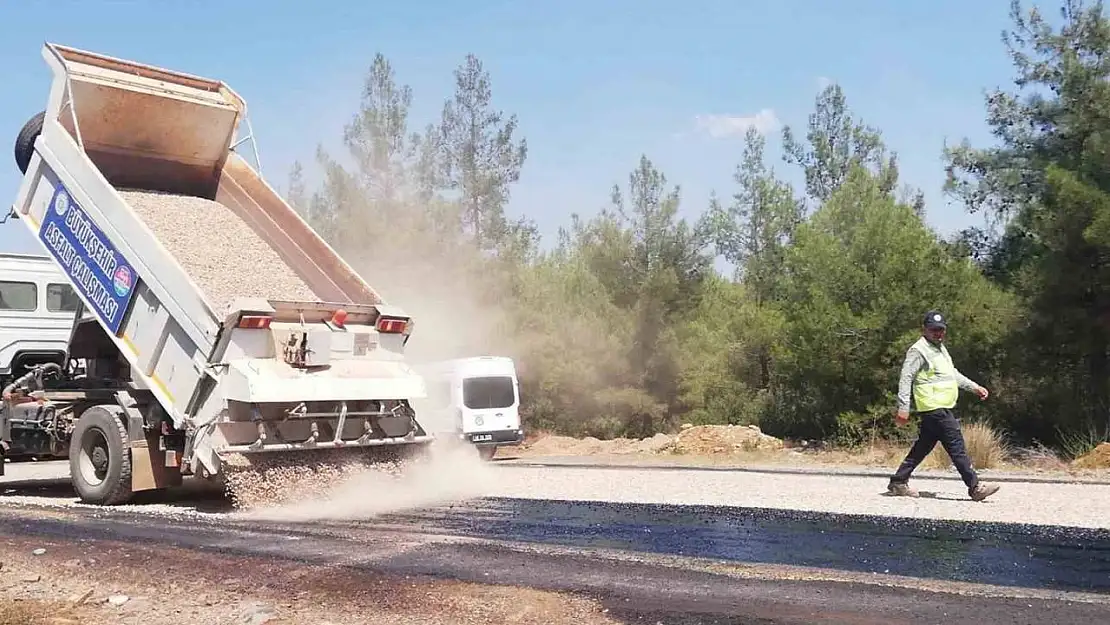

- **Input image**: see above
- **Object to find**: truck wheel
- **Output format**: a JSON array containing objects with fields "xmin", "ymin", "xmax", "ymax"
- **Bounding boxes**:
[
  {"xmin": 15, "ymin": 111, "xmax": 45, "ymax": 174},
  {"xmin": 69, "ymin": 405, "xmax": 134, "ymax": 505},
  {"xmin": 477, "ymin": 446, "xmax": 496, "ymax": 462}
]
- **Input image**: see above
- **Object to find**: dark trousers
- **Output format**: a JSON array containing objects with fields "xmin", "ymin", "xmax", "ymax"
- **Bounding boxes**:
[{"xmin": 890, "ymin": 408, "xmax": 979, "ymax": 488}]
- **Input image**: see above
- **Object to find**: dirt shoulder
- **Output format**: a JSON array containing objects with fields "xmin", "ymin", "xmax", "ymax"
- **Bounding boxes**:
[
  {"xmin": 0, "ymin": 534, "xmax": 619, "ymax": 625},
  {"xmin": 505, "ymin": 426, "xmax": 1110, "ymax": 479}
]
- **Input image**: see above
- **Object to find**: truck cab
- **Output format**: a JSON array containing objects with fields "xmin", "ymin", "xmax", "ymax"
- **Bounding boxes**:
[
  {"xmin": 413, "ymin": 356, "xmax": 523, "ymax": 460},
  {"xmin": 0, "ymin": 253, "xmax": 83, "ymax": 385}
]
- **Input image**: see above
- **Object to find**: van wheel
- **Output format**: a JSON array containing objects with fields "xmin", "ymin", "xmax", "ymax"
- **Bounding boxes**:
[
  {"xmin": 15, "ymin": 111, "xmax": 45, "ymax": 174},
  {"xmin": 477, "ymin": 446, "xmax": 496, "ymax": 462},
  {"xmin": 69, "ymin": 405, "xmax": 134, "ymax": 505}
]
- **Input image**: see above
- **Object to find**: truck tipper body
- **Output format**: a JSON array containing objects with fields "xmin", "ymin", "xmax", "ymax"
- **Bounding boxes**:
[{"xmin": 1, "ymin": 42, "xmax": 433, "ymax": 506}]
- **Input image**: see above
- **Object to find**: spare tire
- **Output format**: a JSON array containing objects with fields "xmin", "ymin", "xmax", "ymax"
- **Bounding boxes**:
[{"xmin": 14, "ymin": 111, "xmax": 45, "ymax": 174}]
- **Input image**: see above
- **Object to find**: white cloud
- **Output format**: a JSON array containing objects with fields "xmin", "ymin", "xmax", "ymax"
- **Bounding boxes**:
[{"xmin": 693, "ymin": 109, "xmax": 780, "ymax": 139}]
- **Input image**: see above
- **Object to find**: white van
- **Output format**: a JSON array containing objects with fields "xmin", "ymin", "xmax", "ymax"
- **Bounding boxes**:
[
  {"xmin": 412, "ymin": 356, "xmax": 523, "ymax": 460},
  {"xmin": 0, "ymin": 253, "xmax": 83, "ymax": 385}
]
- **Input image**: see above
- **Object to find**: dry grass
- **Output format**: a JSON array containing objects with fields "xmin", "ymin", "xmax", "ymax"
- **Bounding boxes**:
[
  {"xmin": 0, "ymin": 599, "xmax": 80, "ymax": 625},
  {"xmin": 1009, "ymin": 442, "xmax": 1071, "ymax": 472},
  {"xmin": 799, "ymin": 442, "xmax": 908, "ymax": 468},
  {"xmin": 923, "ymin": 421, "xmax": 1009, "ymax": 470}
]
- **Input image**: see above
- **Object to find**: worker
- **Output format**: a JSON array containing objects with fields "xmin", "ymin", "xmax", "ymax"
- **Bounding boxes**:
[{"xmin": 887, "ymin": 310, "xmax": 1000, "ymax": 501}]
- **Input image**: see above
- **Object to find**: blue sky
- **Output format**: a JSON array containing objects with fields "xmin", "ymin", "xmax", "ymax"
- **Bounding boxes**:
[{"xmin": 0, "ymin": 0, "xmax": 1028, "ymax": 259}]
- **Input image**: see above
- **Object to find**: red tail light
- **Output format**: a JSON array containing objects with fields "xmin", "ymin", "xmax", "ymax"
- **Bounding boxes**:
[
  {"xmin": 238, "ymin": 315, "xmax": 272, "ymax": 329},
  {"xmin": 376, "ymin": 317, "xmax": 408, "ymax": 334}
]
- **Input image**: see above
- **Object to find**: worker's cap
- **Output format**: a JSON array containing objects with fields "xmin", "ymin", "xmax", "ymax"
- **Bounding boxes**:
[{"xmin": 923, "ymin": 310, "xmax": 947, "ymax": 329}]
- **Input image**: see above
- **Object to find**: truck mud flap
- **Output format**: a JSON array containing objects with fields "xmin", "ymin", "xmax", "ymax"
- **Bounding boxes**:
[{"xmin": 129, "ymin": 431, "xmax": 183, "ymax": 492}]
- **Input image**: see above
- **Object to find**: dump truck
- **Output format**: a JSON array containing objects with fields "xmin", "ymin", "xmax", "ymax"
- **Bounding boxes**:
[{"xmin": 0, "ymin": 42, "xmax": 433, "ymax": 507}]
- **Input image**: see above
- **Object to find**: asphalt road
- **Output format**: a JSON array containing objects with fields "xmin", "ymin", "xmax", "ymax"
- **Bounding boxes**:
[
  {"xmin": 0, "ymin": 503, "xmax": 1108, "ymax": 624},
  {"xmin": 2, "ymin": 460, "xmax": 1109, "ymax": 623},
  {"xmin": 368, "ymin": 497, "xmax": 1110, "ymax": 593}
]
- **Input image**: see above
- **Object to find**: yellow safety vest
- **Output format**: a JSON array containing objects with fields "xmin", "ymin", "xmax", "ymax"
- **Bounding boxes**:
[{"xmin": 910, "ymin": 336, "xmax": 959, "ymax": 412}]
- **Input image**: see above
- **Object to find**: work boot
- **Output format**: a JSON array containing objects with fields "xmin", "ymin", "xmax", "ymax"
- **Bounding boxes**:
[
  {"xmin": 887, "ymin": 482, "xmax": 919, "ymax": 497},
  {"xmin": 969, "ymin": 483, "xmax": 1000, "ymax": 501}
]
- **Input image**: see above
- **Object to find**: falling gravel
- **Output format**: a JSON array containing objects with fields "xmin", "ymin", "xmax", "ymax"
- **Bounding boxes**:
[
  {"xmin": 220, "ymin": 449, "xmax": 413, "ymax": 510},
  {"xmin": 234, "ymin": 441, "xmax": 496, "ymax": 521},
  {"xmin": 119, "ymin": 189, "xmax": 320, "ymax": 314}
]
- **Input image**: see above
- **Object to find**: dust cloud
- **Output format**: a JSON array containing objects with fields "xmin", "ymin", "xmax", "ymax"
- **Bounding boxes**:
[
  {"xmin": 233, "ymin": 441, "xmax": 497, "ymax": 522},
  {"xmin": 368, "ymin": 257, "xmax": 512, "ymax": 365},
  {"xmin": 350, "ymin": 235, "xmax": 522, "ymax": 435}
]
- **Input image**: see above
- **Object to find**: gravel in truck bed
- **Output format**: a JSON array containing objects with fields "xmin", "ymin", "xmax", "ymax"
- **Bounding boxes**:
[{"xmin": 119, "ymin": 189, "xmax": 320, "ymax": 314}]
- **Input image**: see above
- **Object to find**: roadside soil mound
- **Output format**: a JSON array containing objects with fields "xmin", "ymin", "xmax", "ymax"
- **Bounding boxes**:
[
  {"xmin": 522, "ymin": 433, "xmax": 674, "ymax": 455},
  {"xmin": 519, "ymin": 425, "xmax": 785, "ymax": 457},
  {"xmin": 671, "ymin": 424, "xmax": 785, "ymax": 455},
  {"xmin": 1073, "ymin": 442, "xmax": 1110, "ymax": 469}
]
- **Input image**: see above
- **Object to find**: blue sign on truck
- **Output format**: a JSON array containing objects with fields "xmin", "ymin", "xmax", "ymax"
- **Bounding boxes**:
[{"xmin": 38, "ymin": 181, "xmax": 139, "ymax": 334}]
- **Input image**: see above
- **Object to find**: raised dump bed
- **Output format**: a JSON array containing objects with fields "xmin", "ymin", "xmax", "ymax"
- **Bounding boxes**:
[{"xmin": 4, "ymin": 43, "xmax": 431, "ymax": 508}]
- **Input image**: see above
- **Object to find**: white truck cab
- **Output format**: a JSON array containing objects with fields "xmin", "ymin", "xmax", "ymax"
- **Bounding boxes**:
[
  {"xmin": 413, "ymin": 356, "xmax": 523, "ymax": 460},
  {"xmin": 0, "ymin": 252, "xmax": 83, "ymax": 384}
]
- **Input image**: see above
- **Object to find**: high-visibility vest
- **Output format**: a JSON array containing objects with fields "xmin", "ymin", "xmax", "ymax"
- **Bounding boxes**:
[{"xmin": 910, "ymin": 336, "xmax": 959, "ymax": 412}]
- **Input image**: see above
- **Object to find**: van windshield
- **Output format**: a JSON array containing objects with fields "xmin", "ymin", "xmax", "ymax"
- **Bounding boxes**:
[{"xmin": 462, "ymin": 376, "xmax": 515, "ymax": 410}]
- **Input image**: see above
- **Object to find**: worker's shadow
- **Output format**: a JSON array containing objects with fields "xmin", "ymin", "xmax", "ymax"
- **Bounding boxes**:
[{"xmin": 878, "ymin": 489, "xmax": 973, "ymax": 501}]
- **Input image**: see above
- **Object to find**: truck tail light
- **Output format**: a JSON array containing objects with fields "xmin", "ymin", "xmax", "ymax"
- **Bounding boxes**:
[
  {"xmin": 376, "ymin": 317, "xmax": 409, "ymax": 334},
  {"xmin": 238, "ymin": 315, "xmax": 272, "ymax": 329}
]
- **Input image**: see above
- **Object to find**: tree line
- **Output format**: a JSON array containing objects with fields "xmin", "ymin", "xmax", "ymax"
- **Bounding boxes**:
[{"xmin": 285, "ymin": 0, "xmax": 1110, "ymax": 458}]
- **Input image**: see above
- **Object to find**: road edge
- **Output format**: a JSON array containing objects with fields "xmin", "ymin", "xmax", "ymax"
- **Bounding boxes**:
[{"xmin": 497, "ymin": 456, "xmax": 1110, "ymax": 485}]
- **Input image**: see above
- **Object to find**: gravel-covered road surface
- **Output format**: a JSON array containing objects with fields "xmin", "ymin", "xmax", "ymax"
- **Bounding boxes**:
[
  {"xmin": 2, "ymin": 458, "xmax": 1109, "ymax": 624},
  {"xmin": 483, "ymin": 462, "xmax": 1110, "ymax": 529}
]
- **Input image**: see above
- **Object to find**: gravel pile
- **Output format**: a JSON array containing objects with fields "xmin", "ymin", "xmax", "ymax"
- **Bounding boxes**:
[{"xmin": 119, "ymin": 189, "xmax": 321, "ymax": 314}]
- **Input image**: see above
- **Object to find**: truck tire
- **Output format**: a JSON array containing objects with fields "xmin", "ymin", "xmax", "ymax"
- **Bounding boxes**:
[
  {"xmin": 69, "ymin": 405, "xmax": 134, "ymax": 505},
  {"xmin": 14, "ymin": 111, "xmax": 45, "ymax": 175}
]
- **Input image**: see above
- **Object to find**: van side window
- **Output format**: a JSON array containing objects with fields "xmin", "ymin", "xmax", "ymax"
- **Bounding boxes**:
[
  {"xmin": 47, "ymin": 283, "xmax": 82, "ymax": 312},
  {"xmin": 0, "ymin": 280, "xmax": 37, "ymax": 311}
]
